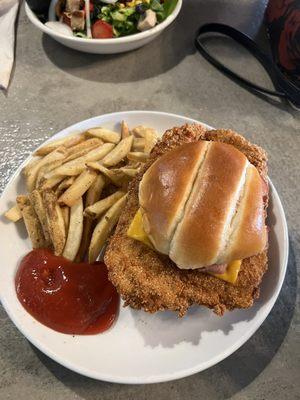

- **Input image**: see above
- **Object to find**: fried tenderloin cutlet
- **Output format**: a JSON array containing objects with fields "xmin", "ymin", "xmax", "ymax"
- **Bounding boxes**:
[{"xmin": 104, "ymin": 124, "xmax": 268, "ymax": 316}]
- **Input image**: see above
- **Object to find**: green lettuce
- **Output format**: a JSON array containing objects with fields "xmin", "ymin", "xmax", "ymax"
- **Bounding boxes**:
[
  {"xmin": 92, "ymin": 0, "xmax": 178, "ymax": 37},
  {"xmin": 150, "ymin": 0, "xmax": 178, "ymax": 22}
]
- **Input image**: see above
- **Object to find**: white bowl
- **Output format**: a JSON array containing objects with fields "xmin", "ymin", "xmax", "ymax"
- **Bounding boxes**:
[
  {"xmin": 0, "ymin": 111, "xmax": 288, "ymax": 384},
  {"xmin": 25, "ymin": 0, "xmax": 182, "ymax": 54}
]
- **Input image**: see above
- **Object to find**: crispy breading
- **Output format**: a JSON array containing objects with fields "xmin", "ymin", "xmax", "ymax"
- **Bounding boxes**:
[{"xmin": 104, "ymin": 124, "xmax": 268, "ymax": 316}]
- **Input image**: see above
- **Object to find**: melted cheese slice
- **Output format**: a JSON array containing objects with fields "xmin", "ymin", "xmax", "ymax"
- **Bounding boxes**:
[
  {"xmin": 127, "ymin": 209, "xmax": 241, "ymax": 284},
  {"xmin": 127, "ymin": 209, "xmax": 154, "ymax": 248},
  {"xmin": 208, "ymin": 259, "xmax": 241, "ymax": 284}
]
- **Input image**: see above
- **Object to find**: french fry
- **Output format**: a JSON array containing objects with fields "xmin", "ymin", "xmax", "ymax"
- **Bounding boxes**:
[
  {"xmin": 36, "ymin": 160, "xmax": 64, "ymax": 188},
  {"xmin": 119, "ymin": 167, "xmax": 139, "ymax": 178},
  {"xmin": 84, "ymin": 191, "xmax": 125, "ymax": 219},
  {"xmin": 64, "ymin": 138, "xmax": 103, "ymax": 162},
  {"xmin": 58, "ymin": 169, "xmax": 97, "ymax": 207},
  {"xmin": 121, "ymin": 120, "xmax": 130, "ymax": 138},
  {"xmin": 16, "ymin": 195, "xmax": 47, "ymax": 248},
  {"xmin": 56, "ymin": 176, "xmax": 76, "ymax": 192},
  {"xmin": 75, "ymin": 175, "xmax": 105, "ymax": 262},
  {"xmin": 5, "ymin": 120, "xmax": 157, "ymax": 262},
  {"xmin": 55, "ymin": 177, "xmax": 87, "ymax": 200},
  {"xmin": 132, "ymin": 126, "xmax": 145, "ymax": 137},
  {"xmin": 132, "ymin": 126, "xmax": 158, "ymax": 152},
  {"xmin": 47, "ymin": 143, "xmax": 114, "ymax": 178},
  {"xmin": 25, "ymin": 147, "xmax": 68, "ymax": 192},
  {"xmin": 101, "ymin": 136, "xmax": 133, "ymax": 167},
  {"xmin": 34, "ymin": 133, "xmax": 84, "ymax": 156},
  {"xmin": 86, "ymin": 174, "xmax": 106, "ymax": 205},
  {"xmin": 4, "ymin": 204, "xmax": 23, "ymax": 222},
  {"xmin": 75, "ymin": 218, "xmax": 93, "ymax": 263},
  {"xmin": 144, "ymin": 130, "xmax": 158, "ymax": 153},
  {"xmin": 61, "ymin": 207, "xmax": 70, "ymax": 232},
  {"xmin": 42, "ymin": 190, "xmax": 66, "ymax": 255},
  {"xmin": 132, "ymin": 126, "xmax": 156, "ymax": 138},
  {"xmin": 127, "ymin": 152, "xmax": 149, "ymax": 163},
  {"xmin": 126, "ymin": 161, "xmax": 141, "ymax": 169},
  {"xmin": 132, "ymin": 138, "xmax": 145, "ymax": 151},
  {"xmin": 87, "ymin": 163, "xmax": 126, "ymax": 187},
  {"xmin": 88, "ymin": 194, "xmax": 127, "ymax": 263},
  {"xmin": 23, "ymin": 156, "xmax": 42, "ymax": 176},
  {"xmin": 40, "ymin": 175, "xmax": 65, "ymax": 190},
  {"xmin": 29, "ymin": 190, "xmax": 52, "ymax": 247},
  {"xmin": 62, "ymin": 198, "xmax": 83, "ymax": 261},
  {"xmin": 86, "ymin": 128, "xmax": 120, "ymax": 144}
]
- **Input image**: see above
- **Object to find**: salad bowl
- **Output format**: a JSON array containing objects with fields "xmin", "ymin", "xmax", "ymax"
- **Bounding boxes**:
[{"xmin": 25, "ymin": 0, "xmax": 182, "ymax": 54}]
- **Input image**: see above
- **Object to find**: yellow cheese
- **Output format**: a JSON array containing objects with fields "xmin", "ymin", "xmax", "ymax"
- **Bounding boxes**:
[
  {"xmin": 127, "ymin": 209, "xmax": 153, "ymax": 248},
  {"xmin": 126, "ymin": 0, "xmax": 150, "ymax": 7},
  {"xmin": 127, "ymin": 210, "xmax": 241, "ymax": 284},
  {"xmin": 209, "ymin": 259, "xmax": 241, "ymax": 284}
]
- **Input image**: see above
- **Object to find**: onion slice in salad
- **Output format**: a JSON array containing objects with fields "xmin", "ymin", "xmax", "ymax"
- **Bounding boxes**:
[{"xmin": 85, "ymin": 0, "xmax": 92, "ymax": 38}]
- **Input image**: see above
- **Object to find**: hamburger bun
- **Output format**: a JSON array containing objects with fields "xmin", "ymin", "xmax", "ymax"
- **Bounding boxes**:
[{"xmin": 139, "ymin": 140, "xmax": 267, "ymax": 269}]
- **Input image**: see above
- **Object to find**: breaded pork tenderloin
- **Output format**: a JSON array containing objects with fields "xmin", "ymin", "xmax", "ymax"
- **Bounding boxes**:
[{"xmin": 104, "ymin": 124, "xmax": 268, "ymax": 316}]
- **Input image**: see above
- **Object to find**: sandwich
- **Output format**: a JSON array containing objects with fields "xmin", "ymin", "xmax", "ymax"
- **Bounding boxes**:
[{"xmin": 104, "ymin": 124, "xmax": 269, "ymax": 316}]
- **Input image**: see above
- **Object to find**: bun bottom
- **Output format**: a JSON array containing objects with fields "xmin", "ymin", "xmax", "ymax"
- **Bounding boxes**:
[{"xmin": 105, "ymin": 124, "xmax": 268, "ymax": 316}]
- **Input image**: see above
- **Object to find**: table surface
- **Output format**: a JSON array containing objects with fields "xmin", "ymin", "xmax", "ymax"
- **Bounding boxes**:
[{"xmin": 0, "ymin": 1, "xmax": 299, "ymax": 399}]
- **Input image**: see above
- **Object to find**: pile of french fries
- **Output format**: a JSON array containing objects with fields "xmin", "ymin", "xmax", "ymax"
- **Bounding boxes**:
[{"xmin": 4, "ymin": 121, "xmax": 158, "ymax": 263}]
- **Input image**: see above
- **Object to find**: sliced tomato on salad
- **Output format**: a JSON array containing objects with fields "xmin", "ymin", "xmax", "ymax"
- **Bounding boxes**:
[{"xmin": 92, "ymin": 20, "xmax": 114, "ymax": 39}]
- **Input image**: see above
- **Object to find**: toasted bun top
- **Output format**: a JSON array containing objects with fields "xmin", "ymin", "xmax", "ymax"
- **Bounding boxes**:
[
  {"xmin": 139, "ymin": 141, "xmax": 208, "ymax": 254},
  {"xmin": 139, "ymin": 140, "xmax": 267, "ymax": 269}
]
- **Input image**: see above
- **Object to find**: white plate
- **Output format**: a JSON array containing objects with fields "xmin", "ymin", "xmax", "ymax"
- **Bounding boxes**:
[{"xmin": 0, "ymin": 111, "xmax": 288, "ymax": 384}]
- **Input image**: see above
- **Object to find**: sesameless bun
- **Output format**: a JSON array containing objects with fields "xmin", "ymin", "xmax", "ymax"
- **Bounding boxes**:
[
  {"xmin": 139, "ymin": 141, "xmax": 267, "ymax": 269},
  {"xmin": 139, "ymin": 141, "xmax": 208, "ymax": 254}
]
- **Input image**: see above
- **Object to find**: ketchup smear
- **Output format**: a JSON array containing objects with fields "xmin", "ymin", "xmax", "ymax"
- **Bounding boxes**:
[{"xmin": 15, "ymin": 249, "xmax": 119, "ymax": 335}]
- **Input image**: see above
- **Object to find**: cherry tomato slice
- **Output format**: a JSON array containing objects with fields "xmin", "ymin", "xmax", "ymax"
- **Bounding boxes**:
[{"xmin": 92, "ymin": 20, "xmax": 114, "ymax": 39}]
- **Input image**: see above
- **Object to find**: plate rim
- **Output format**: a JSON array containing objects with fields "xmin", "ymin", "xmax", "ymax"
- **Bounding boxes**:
[{"xmin": 0, "ymin": 110, "xmax": 289, "ymax": 384}]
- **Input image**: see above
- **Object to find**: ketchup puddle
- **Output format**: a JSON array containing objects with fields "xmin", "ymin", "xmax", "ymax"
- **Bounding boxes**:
[{"xmin": 15, "ymin": 249, "xmax": 119, "ymax": 335}]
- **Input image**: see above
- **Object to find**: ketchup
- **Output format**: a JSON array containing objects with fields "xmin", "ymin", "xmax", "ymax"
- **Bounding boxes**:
[{"xmin": 15, "ymin": 249, "xmax": 119, "ymax": 335}]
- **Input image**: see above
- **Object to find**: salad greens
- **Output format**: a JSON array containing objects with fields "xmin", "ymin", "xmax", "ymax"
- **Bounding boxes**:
[
  {"xmin": 93, "ymin": 0, "xmax": 178, "ymax": 37},
  {"xmin": 150, "ymin": 0, "xmax": 177, "ymax": 22},
  {"xmin": 54, "ymin": 0, "xmax": 179, "ymax": 39},
  {"xmin": 97, "ymin": 5, "xmax": 138, "ymax": 37}
]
